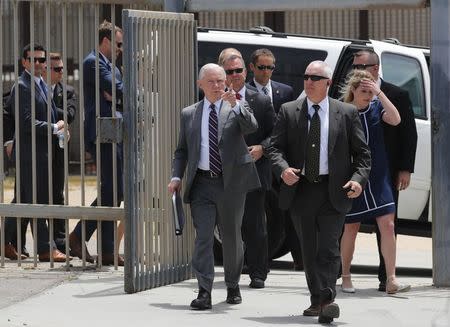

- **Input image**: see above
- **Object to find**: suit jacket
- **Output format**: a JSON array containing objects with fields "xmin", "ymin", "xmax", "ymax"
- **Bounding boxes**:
[
  {"xmin": 172, "ymin": 100, "xmax": 261, "ymax": 203},
  {"xmin": 53, "ymin": 82, "xmax": 77, "ymax": 125},
  {"xmin": 249, "ymin": 79, "xmax": 294, "ymax": 113},
  {"xmin": 268, "ymin": 97, "xmax": 371, "ymax": 214},
  {"xmin": 380, "ymin": 79, "xmax": 417, "ymax": 175},
  {"xmin": 244, "ymin": 87, "xmax": 275, "ymax": 190},
  {"xmin": 8, "ymin": 71, "xmax": 58, "ymax": 202},
  {"xmin": 83, "ymin": 50, "xmax": 123, "ymax": 155}
]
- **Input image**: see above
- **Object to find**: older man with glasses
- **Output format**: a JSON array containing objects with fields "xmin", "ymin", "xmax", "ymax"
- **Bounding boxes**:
[{"xmin": 352, "ymin": 49, "xmax": 418, "ymax": 292}]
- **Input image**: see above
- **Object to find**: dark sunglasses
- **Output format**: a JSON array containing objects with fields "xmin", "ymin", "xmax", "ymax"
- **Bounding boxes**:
[
  {"xmin": 52, "ymin": 66, "xmax": 64, "ymax": 72},
  {"xmin": 225, "ymin": 68, "xmax": 244, "ymax": 75},
  {"xmin": 27, "ymin": 57, "xmax": 46, "ymax": 64},
  {"xmin": 303, "ymin": 74, "xmax": 329, "ymax": 81},
  {"xmin": 116, "ymin": 42, "xmax": 123, "ymax": 48},
  {"xmin": 352, "ymin": 63, "xmax": 376, "ymax": 70},
  {"xmin": 256, "ymin": 65, "xmax": 275, "ymax": 71}
]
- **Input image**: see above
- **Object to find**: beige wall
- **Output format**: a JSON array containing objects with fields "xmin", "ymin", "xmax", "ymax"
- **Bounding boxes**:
[{"xmin": 197, "ymin": 7, "xmax": 431, "ymax": 47}]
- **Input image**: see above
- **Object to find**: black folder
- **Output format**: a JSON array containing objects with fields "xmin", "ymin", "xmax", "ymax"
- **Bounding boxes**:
[{"xmin": 172, "ymin": 191, "xmax": 185, "ymax": 236}]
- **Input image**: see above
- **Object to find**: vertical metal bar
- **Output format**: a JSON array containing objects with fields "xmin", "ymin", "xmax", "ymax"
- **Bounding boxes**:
[
  {"xmin": 62, "ymin": 1, "xmax": 70, "ymax": 267},
  {"xmin": 30, "ymin": 1, "xmax": 38, "ymax": 268},
  {"xmin": 0, "ymin": 0, "xmax": 4, "ymax": 268},
  {"xmin": 45, "ymin": 0, "xmax": 54, "ymax": 268},
  {"xmin": 94, "ymin": 4, "xmax": 102, "ymax": 267},
  {"xmin": 111, "ymin": 4, "xmax": 118, "ymax": 270},
  {"xmin": 78, "ymin": 3, "xmax": 87, "ymax": 269},
  {"xmin": 123, "ymin": 9, "xmax": 138, "ymax": 294},
  {"xmin": 13, "ymin": 0, "xmax": 22, "ymax": 267}
]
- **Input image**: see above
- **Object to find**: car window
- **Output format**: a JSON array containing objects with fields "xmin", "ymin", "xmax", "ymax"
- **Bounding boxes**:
[
  {"xmin": 198, "ymin": 40, "xmax": 327, "ymax": 98},
  {"xmin": 381, "ymin": 52, "xmax": 426, "ymax": 119}
]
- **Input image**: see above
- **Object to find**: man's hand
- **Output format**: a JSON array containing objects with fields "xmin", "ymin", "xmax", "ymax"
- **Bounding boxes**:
[
  {"xmin": 248, "ymin": 145, "xmax": 263, "ymax": 162},
  {"xmin": 103, "ymin": 91, "xmax": 113, "ymax": 102},
  {"xmin": 5, "ymin": 143, "xmax": 13, "ymax": 159},
  {"xmin": 221, "ymin": 82, "xmax": 237, "ymax": 107},
  {"xmin": 56, "ymin": 120, "xmax": 65, "ymax": 131},
  {"xmin": 168, "ymin": 179, "xmax": 181, "ymax": 194},
  {"xmin": 396, "ymin": 171, "xmax": 411, "ymax": 191},
  {"xmin": 281, "ymin": 167, "xmax": 301, "ymax": 186},
  {"xmin": 343, "ymin": 181, "xmax": 362, "ymax": 198}
]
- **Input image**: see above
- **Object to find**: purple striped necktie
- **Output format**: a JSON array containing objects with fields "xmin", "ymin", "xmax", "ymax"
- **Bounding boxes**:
[{"xmin": 208, "ymin": 103, "xmax": 222, "ymax": 175}]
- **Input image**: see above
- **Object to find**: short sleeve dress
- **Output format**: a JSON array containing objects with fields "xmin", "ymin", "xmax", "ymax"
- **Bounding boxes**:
[{"xmin": 346, "ymin": 99, "xmax": 395, "ymax": 223}]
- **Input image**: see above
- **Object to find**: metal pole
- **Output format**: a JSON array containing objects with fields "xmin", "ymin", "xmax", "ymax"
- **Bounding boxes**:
[{"xmin": 431, "ymin": 0, "xmax": 450, "ymax": 287}]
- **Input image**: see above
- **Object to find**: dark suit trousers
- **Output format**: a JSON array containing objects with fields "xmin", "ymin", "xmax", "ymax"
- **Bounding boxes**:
[
  {"xmin": 51, "ymin": 147, "xmax": 66, "ymax": 250},
  {"xmin": 290, "ymin": 179, "xmax": 345, "ymax": 306},
  {"xmin": 189, "ymin": 174, "xmax": 246, "ymax": 293},
  {"xmin": 242, "ymin": 188, "xmax": 268, "ymax": 280},
  {"xmin": 73, "ymin": 143, "xmax": 123, "ymax": 254}
]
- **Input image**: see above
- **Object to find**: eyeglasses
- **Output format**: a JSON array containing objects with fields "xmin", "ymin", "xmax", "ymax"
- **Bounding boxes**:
[
  {"xmin": 303, "ymin": 74, "xmax": 329, "ymax": 82},
  {"xmin": 52, "ymin": 66, "xmax": 64, "ymax": 73},
  {"xmin": 256, "ymin": 65, "xmax": 275, "ymax": 71},
  {"xmin": 27, "ymin": 57, "xmax": 46, "ymax": 64},
  {"xmin": 352, "ymin": 63, "xmax": 377, "ymax": 70},
  {"xmin": 225, "ymin": 68, "xmax": 244, "ymax": 75}
]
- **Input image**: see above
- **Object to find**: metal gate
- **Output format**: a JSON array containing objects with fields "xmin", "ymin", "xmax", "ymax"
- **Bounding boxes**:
[{"xmin": 122, "ymin": 10, "xmax": 197, "ymax": 293}]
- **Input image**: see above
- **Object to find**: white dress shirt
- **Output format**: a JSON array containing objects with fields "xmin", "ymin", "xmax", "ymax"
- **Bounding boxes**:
[
  {"xmin": 198, "ymin": 98, "xmax": 223, "ymax": 170},
  {"xmin": 306, "ymin": 97, "xmax": 329, "ymax": 175}
]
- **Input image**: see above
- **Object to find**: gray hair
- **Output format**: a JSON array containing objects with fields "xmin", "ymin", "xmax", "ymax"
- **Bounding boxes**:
[
  {"xmin": 198, "ymin": 63, "xmax": 226, "ymax": 80},
  {"xmin": 307, "ymin": 60, "xmax": 333, "ymax": 79}
]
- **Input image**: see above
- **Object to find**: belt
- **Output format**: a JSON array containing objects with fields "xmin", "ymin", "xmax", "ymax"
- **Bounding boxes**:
[
  {"xmin": 311, "ymin": 174, "xmax": 329, "ymax": 183},
  {"xmin": 196, "ymin": 169, "xmax": 222, "ymax": 179}
]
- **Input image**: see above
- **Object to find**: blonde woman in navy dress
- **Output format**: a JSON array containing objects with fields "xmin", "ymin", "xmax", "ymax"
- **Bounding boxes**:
[{"xmin": 339, "ymin": 70, "xmax": 410, "ymax": 294}]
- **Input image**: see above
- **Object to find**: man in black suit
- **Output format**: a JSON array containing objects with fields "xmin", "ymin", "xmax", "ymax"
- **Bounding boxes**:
[
  {"xmin": 45, "ymin": 53, "xmax": 77, "ymax": 252},
  {"xmin": 248, "ymin": 48, "xmax": 302, "ymax": 270},
  {"xmin": 268, "ymin": 61, "xmax": 371, "ymax": 324},
  {"xmin": 222, "ymin": 54, "xmax": 275, "ymax": 289},
  {"xmin": 3, "ymin": 43, "xmax": 69, "ymax": 262},
  {"xmin": 352, "ymin": 49, "xmax": 418, "ymax": 291},
  {"xmin": 248, "ymin": 48, "xmax": 294, "ymax": 113}
]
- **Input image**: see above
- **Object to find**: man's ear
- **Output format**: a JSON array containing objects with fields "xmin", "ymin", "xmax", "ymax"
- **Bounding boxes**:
[{"xmin": 249, "ymin": 63, "xmax": 255, "ymax": 72}]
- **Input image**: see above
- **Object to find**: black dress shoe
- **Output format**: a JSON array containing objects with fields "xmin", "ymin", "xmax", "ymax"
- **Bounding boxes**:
[
  {"xmin": 21, "ymin": 247, "xmax": 30, "ymax": 258},
  {"xmin": 190, "ymin": 288, "xmax": 212, "ymax": 310},
  {"xmin": 318, "ymin": 302, "xmax": 340, "ymax": 324},
  {"xmin": 249, "ymin": 278, "xmax": 265, "ymax": 289},
  {"xmin": 226, "ymin": 286, "xmax": 242, "ymax": 304},
  {"xmin": 303, "ymin": 304, "xmax": 320, "ymax": 317},
  {"xmin": 378, "ymin": 281, "xmax": 386, "ymax": 292}
]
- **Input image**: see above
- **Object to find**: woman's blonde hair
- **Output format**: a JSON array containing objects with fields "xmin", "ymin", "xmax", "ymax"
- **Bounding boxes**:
[{"xmin": 340, "ymin": 69, "xmax": 375, "ymax": 103}]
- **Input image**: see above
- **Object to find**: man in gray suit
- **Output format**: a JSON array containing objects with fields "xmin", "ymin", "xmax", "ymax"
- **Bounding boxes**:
[
  {"xmin": 222, "ymin": 54, "xmax": 275, "ymax": 289},
  {"xmin": 268, "ymin": 61, "xmax": 370, "ymax": 324},
  {"xmin": 168, "ymin": 63, "xmax": 260, "ymax": 310}
]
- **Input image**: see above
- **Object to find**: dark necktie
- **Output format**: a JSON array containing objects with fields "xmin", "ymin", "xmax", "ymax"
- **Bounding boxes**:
[
  {"xmin": 40, "ymin": 80, "xmax": 56, "ymax": 123},
  {"xmin": 262, "ymin": 86, "xmax": 269, "ymax": 95},
  {"xmin": 208, "ymin": 104, "xmax": 222, "ymax": 175},
  {"xmin": 236, "ymin": 92, "xmax": 241, "ymax": 100},
  {"xmin": 305, "ymin": 104, "xmax": 321, "ymax": 183}
]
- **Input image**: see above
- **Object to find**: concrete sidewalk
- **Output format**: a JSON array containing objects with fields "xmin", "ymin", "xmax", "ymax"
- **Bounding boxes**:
[{"xmin": 0, "ymin": 265, "xmax": 449, "ymax": 327}]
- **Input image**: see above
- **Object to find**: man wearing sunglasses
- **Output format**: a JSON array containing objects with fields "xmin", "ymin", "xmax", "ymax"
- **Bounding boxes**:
[
  {"xmin": 353, "ymin": 50, "xmax": 417, "ymax": 292},
  {"xmin": 268, "ymin": 60, "xmax": 370, "ymax": 324},
  {"xmin": 3, "ymin": 43, "xmax": 69, "ymax": 262},
  {"xmin": 222, "ymin": 54, "xmax": 275, "ymax": 289},
  {"xmin": 248, "ymin": 48, "xmax": 294, "ymax": 114},
  {"xmin": 69, "ymin": 20, "xmax": 124, "ymax": 266},
  {"xmin": 42, "ymin": 53, "xmax": 77, "ymax": 253}
]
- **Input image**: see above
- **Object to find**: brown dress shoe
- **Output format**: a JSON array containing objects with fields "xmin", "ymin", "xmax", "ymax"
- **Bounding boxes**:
[
  {"xmin": 69, "ymin": 232, "xmax": 94, "ymax": 263},
  {"xmin": 303, "ymin": 304, "xmax": 321, "ymax": 316},
  {"xmin": 4, "ymin": 244, "xmax": 27, "ymax": 260},
  {"xmin": 99, "ymin": 253, "xmax": 124, "ymax": 266},
  {"xmin": 39, "ymin": 249, "xmax": 72, "ymax": 262}
]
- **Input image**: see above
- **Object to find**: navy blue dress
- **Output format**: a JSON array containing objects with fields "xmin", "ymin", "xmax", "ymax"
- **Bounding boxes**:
[{"xmin": 346, "ymin": 100, "xmax": 395, "ymax": 223}]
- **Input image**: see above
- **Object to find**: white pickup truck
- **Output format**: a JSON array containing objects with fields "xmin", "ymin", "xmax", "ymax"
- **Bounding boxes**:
[{"xmin": 197, "ymin": 27, "xmax": 431, "ymax": 261}]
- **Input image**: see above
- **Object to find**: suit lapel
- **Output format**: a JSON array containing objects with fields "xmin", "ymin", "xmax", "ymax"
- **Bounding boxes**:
[
  {"xmin": 296, "ymin": 99, "xmax": 309, "ymax": 162},
  {"xmin": 218, "ymin": 100, "xmax": 230, "ymax": 141},
  {"xmin": 191, "ymin": 101, "xmax": 203, "ymax": 160},
  {"xmin": 328, "ymin": 99, "xmax": 342, "ymax": 156}
]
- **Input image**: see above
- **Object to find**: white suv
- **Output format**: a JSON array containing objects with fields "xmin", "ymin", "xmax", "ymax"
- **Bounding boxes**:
[{"xmin": 197, "ymin": 27, "xmax": 431, "ymax": 261}]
